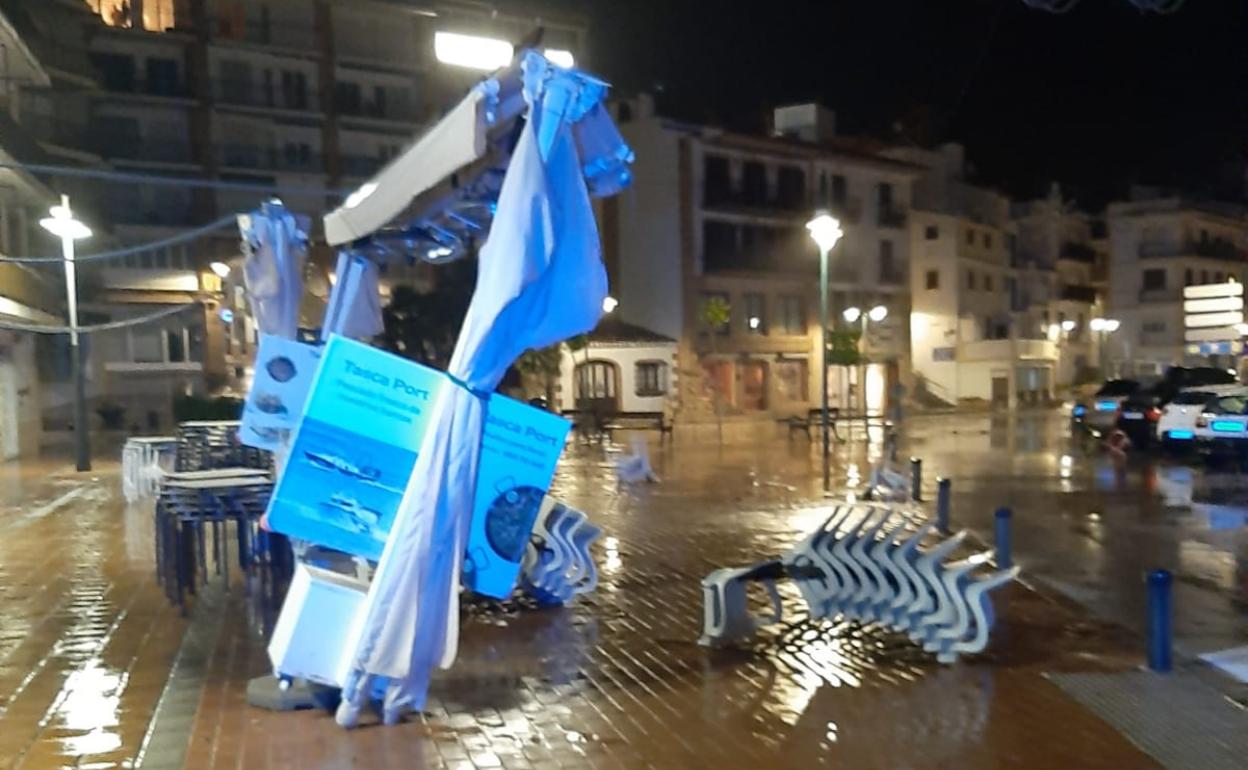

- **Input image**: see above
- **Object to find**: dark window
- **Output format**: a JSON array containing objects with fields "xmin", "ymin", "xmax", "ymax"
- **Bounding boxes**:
[
  {"xmin": 1142, "ymin": 321, "xmax": 1166, "ymax": 333},
  {"xmin": 983, "ymin": 232, "xmax": 992, "ymax": 248},
  {"xmin": 336, "ymin": 81, "xmax": 362, "ymax": 114},
  {"xmin": 372, "ymin": 85, "xmax": 387, "ymax": 118},
  {"xmin": 966, "ymin": 228, "xmax": 975, "ymax": 245},
  {"xmin": 967, "ymin": 270, "xmax": 976, "ymax": 290},
  {"xmin": 1185, "ymin": 268, "xmax": 1194, "ymax": 285},
  {"xmin": 280, "ymin": 71, "xmax": 308, "ymax": 109},
  {"xmin": 779, "ymin": 295, "xmax": 804, "ymax": 335},
  {"xmin": 776, "ymin": 166, "xmax": 806, "ymax": 209},
  {"xmin": 925, "ymin": 270, "xmax": 939, "ymax": 290},
  {"xmin": 924, "ymin": 225, "xmax": 939, "ymax": 240},
  {"xmin": 817, "ymin": 172, "xmax": 828, "ymax": 206},
  {"xmin": 877, "ymin": 182, "xmax": 893, "ymax": 207},
  {"xmin": 984, "ymin": 273, "xmax": 994, "ymax": 291},
  {"xmin": 880, "ymin": 240, "xmax": 899, "ymax": 284},
  {"xmin": 1202, "ymin": 270, "xmax": 1210, "ymax": 283},
  {"xmin": 635, "ymin": 361, "xmax": 668, "ymax": 397},
  {"xmin": 167, "ymin": 330, "xmax": 185, "ymax": 362},
  {"xmin": 744, "ymin": 292, "xmax": 767, "ymax": 334},
  {"xmin": 92, "ymin": 52, "xmax": 136, "ymax": 92},
  {"xmin": 830, "ymin": 175, "xmax": 847, "ymax": 205},
  {"xmin": 703, "ymin": 155, "xmax": 731, "ymax": 206},
  {"xmin": 1142, "ymin": 269, "xmax": 1167, "ymax": 291},
  {"xmin": 146, "ymin": 58, "xmax": 179, "ymax": 95},
  {"xmin": 575, "ymin": 361, "xmax": 618, "ymax": 401},
  {"xmin": 742, "ymin": 161, "xmax": 767, "ymax": 205}
]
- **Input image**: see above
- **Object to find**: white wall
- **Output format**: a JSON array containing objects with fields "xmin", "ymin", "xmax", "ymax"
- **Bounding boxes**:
[
  {"xmin": 557, "ymin": 343, "xmax": 677, "ymax": 414},
  {"xmin": 616, "ymin": 117, "xmax": 684, "ymax": 341}
]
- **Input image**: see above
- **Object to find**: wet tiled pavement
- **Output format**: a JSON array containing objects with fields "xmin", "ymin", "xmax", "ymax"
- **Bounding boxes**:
[{"xmin": 0, "ymin": 414, "xmax": 1228, "ymax": 768}]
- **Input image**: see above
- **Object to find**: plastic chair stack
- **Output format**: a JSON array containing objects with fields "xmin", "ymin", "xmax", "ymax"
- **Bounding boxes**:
[
  {"xmin": 520, "ymin": 498, "xmax": 601, "ymax": 606},
  {"xmin": 122, "ymin": 437, "xmax": 177, "ymax": 502},
  {"xmin": 699, "ymin": 501, "xmax": 1018, "ymax": 664}
]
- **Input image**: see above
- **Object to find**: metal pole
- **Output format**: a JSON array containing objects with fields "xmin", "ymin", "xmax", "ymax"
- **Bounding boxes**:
[
  {"xmin": 910, "ymin": 457, "xmax": 922, "ymax": 501},
  {"xmin": 936, "ymin": 477, "xmax": 951, "ymax": 533},
  {"xmin": 61, "ymin": 213, "xmax": 90, "ymax": 472},
  {"xmin": 820, "ymin": 244, "xmax": 830, "ymax": 490},
  {"xmin": 994, "ymin": 507, "xmax": 1013, "ymax": 569},
  {"xmin": 1147, "ymin": 568, "xmax": 1173, "ymax": 672}
]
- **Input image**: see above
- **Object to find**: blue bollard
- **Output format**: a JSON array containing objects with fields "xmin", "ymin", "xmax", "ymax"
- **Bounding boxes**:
[
  {"xmin": 936, "ymin": 478, "xmax": 952, "ymax": 534},
  {"xmin": 994, "ymin": 507, "xmax": 1013, "ymax": 569},
  {"xmin": 1147, "ymin": 569, "xmax": 1173, "ymax": 673},
  {"xmin": 910, "ymin": 457, "xmax": 923, "ymax": 502}
]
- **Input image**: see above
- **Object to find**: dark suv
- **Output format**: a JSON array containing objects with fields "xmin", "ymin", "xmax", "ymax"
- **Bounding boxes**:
[{"xmin": 1116, "ymin": 366, "xmax": 1238, "ymax": 447}]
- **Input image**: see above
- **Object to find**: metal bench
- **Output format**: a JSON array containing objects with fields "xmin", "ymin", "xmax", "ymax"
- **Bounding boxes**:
[{"xmin": 561, "ymin": 409, "xmax": 673, "ymax": 440}]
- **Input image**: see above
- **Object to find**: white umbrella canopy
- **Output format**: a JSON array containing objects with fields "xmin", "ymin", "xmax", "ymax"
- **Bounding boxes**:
[
  {"xmin": 237, "ymin": 200, "xmax": 309, "ymax": 339},
  {"xmin": 336, "ymin": 51, "xmax": 633, "ymax": 726}
]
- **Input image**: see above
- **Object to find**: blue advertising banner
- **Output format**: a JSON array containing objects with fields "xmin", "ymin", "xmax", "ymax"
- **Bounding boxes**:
[{"xmin": 265, "ymin": 335, "xmax": 570, "ymax": 598}]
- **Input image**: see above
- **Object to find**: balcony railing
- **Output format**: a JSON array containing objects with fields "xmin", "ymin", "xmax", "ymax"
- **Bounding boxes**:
[
  {"xmin": 218, "ymin": 144, "xmax": 324, "ymax": 173},
  {"xmin": 1060, "ymin": 241, "xmax": 1097, "ymax": 263},
  {"xmin": 877, "ymin": 204, "xmax": 908, "ymax": 229},
  {"xmin": 213, "ymin": 79, "xmax": 320, "ymax": 112},
  {"xmin": 210, "ymin": 17, "xmax": 317, "ymax": 50},
  {"xmin": 103, "ymin": 77, "xmax": 193, "ymax": 100},
  {"xmin": 1060, "ymin": 284, "xmax": 1098, "ymax": 303}
]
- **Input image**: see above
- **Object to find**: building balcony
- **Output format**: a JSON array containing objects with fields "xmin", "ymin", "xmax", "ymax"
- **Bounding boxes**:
[
  {"xmin": 101, "ymin": 77, "xmax": 193, "ymax": 100},
  {"xmin": 1060, "ymin": 284, "xmax": 1098, "ymax": 303},
  {"xmin": 213, "ymin": 80, "xmax": 320, "ymax": 112},
  {"xmin": 1138, "ymin": 288, "xmax": 1181, "ymax": 303},
  {"xmin": 1060, "ymin": 241, "xmax": 1097, "ymax": 263},
  {"xmin": 209, "ymin": 17, "xmax": 317, "ymax": 52},
  {"xmin": 218, "ymin": 144, "xmax": 323, "ymax": 173},
  {"xmin": 98, "ymin": 268, "xmax": 201, "ymax": 293},
  {"xmin": 877, "ymin": 204, "xmax": 907, "ymax": 229},
  {"xmin": 958, "ymin": 338, "xmax": 1058, "ymax": 362},
  {"xmin": 879, "ymin": 268, "xmax": 907, "ymax": 286},
  {"xmin": 336, "ymin": 100, "xmax": 420, "ymax": 124},
  {"xmin": 1138, "ymin": 239, "xmax": 1248, "ymax": 262}
]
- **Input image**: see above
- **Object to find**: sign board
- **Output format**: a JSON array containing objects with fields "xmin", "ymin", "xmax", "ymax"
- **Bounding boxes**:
[
  {"xmin": 240, "ymin": 334, "xmax": 321, "ymax": 450},
  {"xmin": 1183, "ymin": 282, "xmax": 1245, "ymax": 343},
  {"xmin": 932, "ymin": 347, "xmax": 956, "ymax": 362},
  {"xmin": 264, "ymin": 335, "xmax": 571, "ymax": 598}
]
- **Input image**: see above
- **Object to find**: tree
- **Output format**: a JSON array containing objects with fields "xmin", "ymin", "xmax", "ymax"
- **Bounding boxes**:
[
  {"xmin": 515, "ymin": 344, "xmax": 564, "ymax": 407},
  {"xmin": 379, "ymin": 259, "xmax": 476, "ymax": 369},
  {"xmin": 698, "ymin": 296, "xmax": 731, "ymax": 443}
]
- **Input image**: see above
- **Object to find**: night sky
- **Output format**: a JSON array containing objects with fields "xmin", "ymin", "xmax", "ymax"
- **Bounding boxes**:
[{"xmin": 556, "ymin": 0, "xmax": 1248, "ymax": 208}]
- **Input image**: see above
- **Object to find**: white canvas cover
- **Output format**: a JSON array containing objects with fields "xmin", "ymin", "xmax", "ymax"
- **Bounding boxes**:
[
  {"xmin": 238, "ymin": 201, "xmax": 309, "ymax": 339},
  {"xmin": 336, "ymin": 51, "xmax": 633, "ymax": 724}
]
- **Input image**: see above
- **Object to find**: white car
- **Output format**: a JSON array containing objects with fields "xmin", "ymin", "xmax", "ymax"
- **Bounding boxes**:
[
  {"xmin": 1194, "ymin": 391, "xmax": 1248, "ymax": 456},
  {"xmin": 1157, "ymin": 385, "xmax": 1248, "ymax": 445}
]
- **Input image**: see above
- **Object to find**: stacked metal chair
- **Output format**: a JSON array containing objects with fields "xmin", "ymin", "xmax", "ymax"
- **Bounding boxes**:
[
  {"xmin": 175, "ymin": 421, "xmax": 273, "ymax": 471},
  {"xmin": 520, "ymin": 498, "xmax": 601, "ymax": 606},
  {"xmin": 699, "ymin": 501, "xmax": 1017, "ymax": 664}
]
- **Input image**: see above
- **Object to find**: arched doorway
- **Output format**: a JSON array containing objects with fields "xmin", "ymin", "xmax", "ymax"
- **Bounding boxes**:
[{"xmin": 574, "ymin": 360, "xmax": 620, "ymax": 413}]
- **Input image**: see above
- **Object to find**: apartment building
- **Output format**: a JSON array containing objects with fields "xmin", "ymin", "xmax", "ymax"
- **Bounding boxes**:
[
  {"xmin": 605, "ymin": 97, "xmax": 920, "ymax": 426},
  {"xmin": 1012, "ymin": 187, "xmax": 1106, "ymax": 387},
  {"xmin": 896, "ymin": 144, "xmax": 1063, "ymax": 407},
  {"xmin": 1106, "ymin": 190, "xmax": 1248, "ymax": 376},
  {"xmin": 1, "ymin": 0, "xmax": 584, "ymax": 430}
]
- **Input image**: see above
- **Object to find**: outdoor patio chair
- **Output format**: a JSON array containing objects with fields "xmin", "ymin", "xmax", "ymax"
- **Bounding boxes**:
[{"xmin": 698, "ymin": 559, "xmax": 785, "ymax": 647}]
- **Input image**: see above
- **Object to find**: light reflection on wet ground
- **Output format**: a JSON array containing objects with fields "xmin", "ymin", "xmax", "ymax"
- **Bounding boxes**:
[{"xmin": 0, "ymin": 412, "xmax": 1216, "ymax": 768}]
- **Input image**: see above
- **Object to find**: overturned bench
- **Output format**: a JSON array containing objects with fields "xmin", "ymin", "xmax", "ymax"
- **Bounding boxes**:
[{"xmin": 699, "ymin": 501, "xmax": 1017, "ymax": 664}]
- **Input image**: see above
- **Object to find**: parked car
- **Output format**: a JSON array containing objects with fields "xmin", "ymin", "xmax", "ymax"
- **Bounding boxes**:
[
  {"xmin": 1156, "ymin": 384, "xmax": 1248, "ymax": 448},
  {"xmin": 1117, "ymin": 367, "xmax": 1239, "ymax": 447},
  {"xmin": 1195, "ymin": 391, "xmax": 1248, "ymax": 461},
  {"xmin": 1073, "ymin": 379, "xmax": 1140, "ymax": 436}
]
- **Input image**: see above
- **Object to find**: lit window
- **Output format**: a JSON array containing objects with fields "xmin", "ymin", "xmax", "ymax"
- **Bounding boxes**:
[{"xmin": 635, "ymin": 361, "xmax": 668, "ymax": 397}]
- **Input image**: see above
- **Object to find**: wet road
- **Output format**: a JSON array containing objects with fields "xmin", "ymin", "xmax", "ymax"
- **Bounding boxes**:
[{"xmin": 2, "ymin": 410, "xmax": 1243, "ymax": 768}]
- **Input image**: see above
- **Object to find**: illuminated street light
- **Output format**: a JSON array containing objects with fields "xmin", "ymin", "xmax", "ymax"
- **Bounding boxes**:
[
  {"xmin": 434, "ymin": 31, "xmax": 513, "ymax": 71},
  {"xmin": 807, "ymin": 210, "xmax": 844, "ymax": 490},
  {"xmin": 602, "ymin": 296, "xmax": 618, "ymax": 314},
  {"xmin": 842, "ymin": 307, "xmax": 861, "ymax": 324},
  {"xmin": 210, "ymin": 261, "xmax": 231, "ymax": 278},
  {"xmin": 1061, "ymin": 319, "xmax": 1076, "ymax": 332},
  {"xmin": 868, "ymin": 305, "xmax": 889, "ymax": 323},
  {"xmin": 40, "ymin": 195, "xmax": 92, "ymax": 472},
  {"xmin": 748, "ymin": 316, "xmax": 761, "ymax": 330}
]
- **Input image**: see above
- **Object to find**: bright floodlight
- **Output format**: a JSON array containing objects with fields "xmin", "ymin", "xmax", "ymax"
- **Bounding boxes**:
[
  {"xmin": 842, "ymin": 306, "xmax": 861, "ymax": 323},
  {"xmin": 1090, "ymin": 318, "xmax": 1106, "ymax": 331},
  {"xmin": 210, "ymin": 261, "xmax": 231, "ymax": 278},
  {"xmin": 868, "ymin": 305, "xmax": 888, "ymax": 322},
  {"xmin": 1104, "ymin": 319, "xmax": 1120, "ymax": 332},
  {"xmin": 806, "ymin": 211, "xmax": 843, "ymax": 253},
  {"xmin": 544, "ymin": 49, "xmax": 575, "ymax": 68},
  {"xmin": 602, "ymin": 296, "xmax": 618, "ymax": 314},
  {"xmin": 748, "ymin": 316, "xmax": 760, "ymax": 329},
  {"xmin": 1061, "ymin": 319, "xmax": 1076, "ymax": 332},
  {"xmin": 40, "ymin": 202, "xmax": 91, "ymax": 241},
  {"xmin": 434, "ymin": 31, "xmax": 514, "ymax": 71}
]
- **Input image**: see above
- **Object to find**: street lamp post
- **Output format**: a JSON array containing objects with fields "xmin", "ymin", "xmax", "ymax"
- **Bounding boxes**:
[
  {"xmin": 806, "ymin": 212, "xmax": 844, "ymax": 490},
  {"xmin": 842, "ymin": 304, "xmax": 889, "ymax": 421},
  {"xmin": 40, "ymin": 195, "xmax": 93, "ymax": 472},
  {"xmin": 1090, "ymin": 317, "xmax": 1120, "ymax": 378}
]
